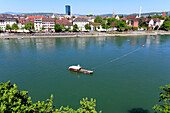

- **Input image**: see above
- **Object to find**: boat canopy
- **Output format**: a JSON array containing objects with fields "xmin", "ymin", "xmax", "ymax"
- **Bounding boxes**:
[{"xmin": 69, "ymin": 65, "xmax": 81, "ymax": 70}]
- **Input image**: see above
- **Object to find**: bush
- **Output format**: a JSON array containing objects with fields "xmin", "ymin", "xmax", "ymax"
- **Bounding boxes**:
[
  {"xmin": 132, "ymin": 27, "xmax": 138, "ymax": 31},
  {"xmin": 153, "ymin": 84, "xmax": 170, "ymax": 113},
  {"xmin": 0, "ymin": 81, "xmax": 101, "ymax": 113}
]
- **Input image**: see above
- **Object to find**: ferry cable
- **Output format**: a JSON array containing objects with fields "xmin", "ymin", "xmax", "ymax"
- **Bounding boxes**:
[{"xmin": 91, "ymin": 47, "xmax": 142, "ymax": 70}]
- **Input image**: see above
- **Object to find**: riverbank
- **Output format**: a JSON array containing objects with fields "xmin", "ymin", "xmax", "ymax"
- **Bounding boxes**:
[{"xmin": 0, "ymin": 31, "xmax": 170, "ymax": 38}]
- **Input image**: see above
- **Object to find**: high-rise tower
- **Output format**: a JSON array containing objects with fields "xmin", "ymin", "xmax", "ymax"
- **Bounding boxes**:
[
  {"xmin": 139, "ymin": 6, "xmax": 142, "ymax": 18},
  {"xmin": 65, "ymin": 5, "xmax": 71, "ymax": 15}
]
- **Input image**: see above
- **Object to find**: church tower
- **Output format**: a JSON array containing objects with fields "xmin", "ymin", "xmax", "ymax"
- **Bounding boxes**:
[{"xmin": 112, "ymin": 12, "xmax": 115, "ymax": 18}]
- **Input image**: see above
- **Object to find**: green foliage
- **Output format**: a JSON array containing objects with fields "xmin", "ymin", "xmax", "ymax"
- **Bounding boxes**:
[
  {"xmin": 94, "ymin": 16, "xmax": 103, "ymax": 23},
  {"xmin": 85, "ymin": 24, "xmax": 91, "ymax": 31},
  {"xmin": 24, "ymin": 23, "xmax": 34, "ymax": 31},
  {"xmin": 154, "ymin": 25, "xmax": 159, "ymax": 30},
  {"xmin": 116, "ymin": 20, "xmax": 127, "ymax": 31},
  {"xmin": 160, "ymin": 21, "xmax": 170, "ymax": 30},
  {"xmin": 5, "ymin": 24, "xmax": 11, "ymax": 30},
  {"xmin": 77, "ymin": 98, "xmax": 102, "ymax": 113},
  {"xmin": 101, "ymin": 22, "xmax": 106, "ymax": 29},
  {"xmin": 11, "ymin": 23, "xmax": 19, "ymax": 30},
  {"xmin": 55, "ymin": 17, "xmax": 58, "ymax": 20},
  {"xmin": 73, "ymin": 24, "xmax": 79, "ymax": 32},
  {"xmin": 138, "ymin": 19, "xmax": 148, "ymax": 29},
  {"xmin": 0, "ymin": 81, "xmax": 101, "ymax": 113},
  {"xmin": 54, "ymin": 24, "xmax": 62, "ymax": 32},
  {"xmin": 153, "ymin": 84, "xmax": 170, "ymax": 113},
  {"xmin": 165, "ymin": 17, "xmax": 170, "ymax": 21},
  {"xmin": 151, "ymin": 14, "xmax": 165, "ymax": 20},
  {"xmin": 65, "ymin": 26, "xmax": 71, "ymax": 31},
  {"xmin": 86, "ymin": 14, "xmax": 93, "ymax": 17},
  {"xmin": 119, "ymin": 15, "xmax": 123, "ymax": 18},
  {"xmin": 132, "ymin": 27, "xmax": 138, "ymax": 31},
  {"xmin": 138, "ymin": 19, "xmax": 143, "ymax": 27},
  {"xmin": 60, "ymin": 24, "xmax": 66, "ymax": 31},
  {"xmin": 107, "ymin": 18, "xmax": 117, "ymax": 26},
  {"xmin": 42, "ymin": 26, "xmax": 45, "ymax": 30},
  {"xmin": 93, "ymin": 24, "xmax": 99, "ymax": 31},
  {"xmin": 98, "ymin": 26, "xmax": 100, "ymax": 29}
]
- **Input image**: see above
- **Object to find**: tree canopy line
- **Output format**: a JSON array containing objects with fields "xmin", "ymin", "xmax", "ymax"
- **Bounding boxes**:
[{"xmin": 0, "ymin": 81, "xmax": 169, "ymax": 112}]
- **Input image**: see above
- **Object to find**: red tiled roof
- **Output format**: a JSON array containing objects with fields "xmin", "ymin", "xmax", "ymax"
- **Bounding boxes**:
[
  {"xmin": 42, "ymin": 17, "xmax": 55, "ymax": 22},
  {"xmin": 55, "ymin": 20, "xmax": 73, "ymax": 26},
  {"xmin": 27, "ymin": 15, "xmax": 44, "ymax": 19},
  {"xmin": 126, "ymin": 15, "xmax": 137, "ymax": 19},
  {"xmin": 18, "ymin": 18, "xmax": 34, "ymax": 24}
]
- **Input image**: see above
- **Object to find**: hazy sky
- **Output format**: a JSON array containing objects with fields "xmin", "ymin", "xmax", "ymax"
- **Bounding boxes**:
[{"xmin": 0, "ymin": 0, "xmax": 170, "ymax": 14}]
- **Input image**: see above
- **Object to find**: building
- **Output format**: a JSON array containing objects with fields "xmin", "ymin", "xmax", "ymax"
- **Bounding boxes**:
[
  {"xmin": 55, "ymin": 20, "xmax": 73, "ymax": 30},
  {"xmin": 91, "ymin": 22, "xmax": 106, "ymax": 31},
  {"xmin": 65, "ymin": 5, "xmax": 71, "ymax": 15},
  {"xmin": 115, "ymin": 15, "xmax": 120, "ymax": 20},
  {"xmin": 73, "ymin": 18, "xmax": 89, "ymax": 31},
  {"xmin": 126, "ymin": 19, "xmax": 139, "ymax": 28},
  {"xmin": 162, "ymin": 12, "xmax": 166, "ymax": 17},
  {"xmin": 34, "ymin": 18, "xmax": 42, "ymax": 31},
  {"xmin": 168, "ymin": 11, "xmax": 170, "ymax": 17},
  {"xmin": 0, "ymin": 17, "xmax": 18, "ymax": 31},
  {"xmin": 42, "ymin": 18, "xmax": 55, "ymax": 32}
]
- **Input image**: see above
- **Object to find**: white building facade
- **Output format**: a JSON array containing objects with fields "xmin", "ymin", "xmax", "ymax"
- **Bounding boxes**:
[
  {"xmin": 34, "ymin": 18, "xmax": 42, "ymax": 31},
  {"xmin": 0, "ymin": 17, "xmax": 17, "ymax": 31},
  {"xmin": 73, "ymin": 18, "xmax": 89, "ymax": 31}
]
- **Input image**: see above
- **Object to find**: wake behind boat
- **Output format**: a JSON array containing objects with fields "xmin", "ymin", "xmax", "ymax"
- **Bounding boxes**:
[{"xmin": 69, "ymin": 65, "xmax": 93, "ymax": 74}]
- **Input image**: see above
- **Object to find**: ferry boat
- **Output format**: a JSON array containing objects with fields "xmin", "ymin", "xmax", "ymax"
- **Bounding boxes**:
[{"xmin": 69, "ymin": 65, "xmax": 93, "ymax": 74}]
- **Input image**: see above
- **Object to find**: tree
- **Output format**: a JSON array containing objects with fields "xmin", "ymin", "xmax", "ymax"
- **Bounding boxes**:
[
  {"xmin": 60, "ymin": 24, "xmax": 65, "ymax": 31},
  {"xmin": 54, "ymin": 24, "xmax": 62, "ymax": 32},
  {"xmin": 160, "ymin": 21, "xmax": 170, "ymax": 30},
  {"xmin": 153, "ymin": 84, "xmax": 170, "ymax": 113},
  {"xmin": 65, "ymin": 26, "xmax": 71, "ymax": 31},
  {"xmin": 116, "ymin": 20, "xmax": 127, "ymax": 31},
  {"xmin": 85, "ymin": 24, "xmax": 91, "ymax": 31},
  {"xmin": 138, "ymin": 19, "xmax": 143, "ymax": 27},
  {"xmin": 55, "ymin": 17, "xmax": 58, "ymax": 20},
  {"xmin": 154, "ymin": 25, "xmax": 159, "ymax": 30},
  {"xmin": 5, "ymin": 24, "xmax": 11, "ymax": 30},
  {"xmin": 24, "ymin": 23, "xmax": 34, "ymax": 31},
  {"xmin": 0, "ymin": 81, "xmax": 101, "ymax": 113},
  {"xmin": 11, "ymin": 23, "xmax": 19, "ymax": 30},
  {"xmin": 107, "ymin": 18, "xmax": 117, "ymax": 26},
  {"xmin": 101, "ymin": 22, "xmax": 106, "ymax": 29},
  {"xmin": 86, "ymin": 14, "xmax": 93, "ymax": 17},
  {"xmin": 119, "ymin": 15, "xmax": 123, "ymax": 18},
  {"xmin": 110, "ymin": 21, "xmax": 118, "ymax": 28},
  {"xmin": 132, "ymin": 27, "xmax": 138, "ymax": 31},
  {"xmin": 42, "ymin": 26, "xmax": 45, "ymax": 30},
  {"xmin": 73, "ymin": 24, "xmax": 79, "ymax": 32},
  {"xmin": 93, "ymin": 24, "xmax": 98, "ymax": 31},
  {"xmin": 94, "ymin": 16, "xmax": 103, "ymax": 23}
]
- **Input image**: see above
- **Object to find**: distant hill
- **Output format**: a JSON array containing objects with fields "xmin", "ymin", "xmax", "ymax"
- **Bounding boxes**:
[
  {"xmin": 0, "ymin": 11, "xmax": 169, "ymax": 17},
  {"xmin": 101, "ymin": 11, "xmax": 169, "ymax": 17}
]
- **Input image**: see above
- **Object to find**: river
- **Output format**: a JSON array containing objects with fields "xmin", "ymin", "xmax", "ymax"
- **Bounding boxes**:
[{"xmin": 0, "ymin": 35, "xmax": 170, "ymax": 113}]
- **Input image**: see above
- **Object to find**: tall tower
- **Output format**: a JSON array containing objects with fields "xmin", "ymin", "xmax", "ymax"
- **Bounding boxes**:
[
  {"xmin": 51, "ymin": 8, "xmax": 55, "ymax": 18},
  {"xmin": 65, "ymin": 5, "xmax": 71, "ymax": 15},
  {"xmin": 112, "ymin": 12, "xmax": 115, "ymax": 18},
  {"xmin": 139, "ymin": 6, "xmax": 142, "ymax": 18}
]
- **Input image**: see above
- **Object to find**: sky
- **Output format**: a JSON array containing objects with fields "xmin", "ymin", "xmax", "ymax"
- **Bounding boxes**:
[{"xmin": 0, "ymin": 0, "xmax": 170, "ymax": 15}]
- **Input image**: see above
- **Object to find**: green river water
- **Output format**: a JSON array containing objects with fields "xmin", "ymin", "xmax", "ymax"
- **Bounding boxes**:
[{"xmin": 0, "ymin": 35, "xmax": 170, "ymax": 113}]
